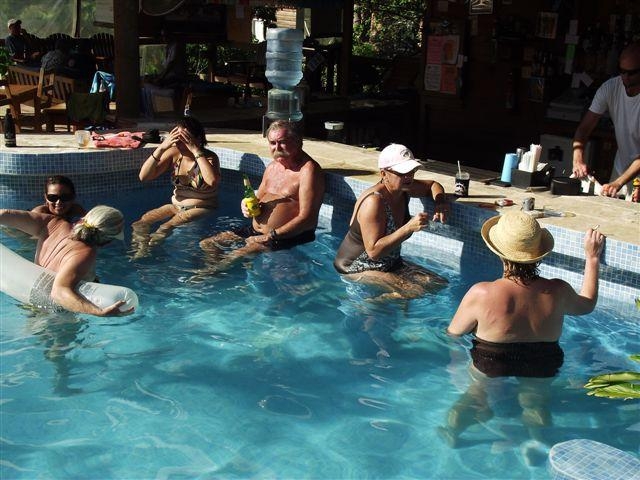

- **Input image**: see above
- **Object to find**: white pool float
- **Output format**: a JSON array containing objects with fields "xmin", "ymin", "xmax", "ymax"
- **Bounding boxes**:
[{"xmin": 0, "ymin": 242, "xmax": 138, "ymax": 313}]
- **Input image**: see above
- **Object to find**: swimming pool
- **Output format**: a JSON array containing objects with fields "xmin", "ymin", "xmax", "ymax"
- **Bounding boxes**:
[{"xmin": 1, "ymin": 179, "xmax": 638, "ymax": 479}]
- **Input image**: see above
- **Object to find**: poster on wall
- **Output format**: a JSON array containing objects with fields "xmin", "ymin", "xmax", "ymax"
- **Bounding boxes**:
[
  {"xmin": 469, "ymin": 0, "xmax": 493, "ymax": 15},
  {"xmin": 424, "ymin": 64, "xmax": 442, "ymax": 91},
  {"xmin": 424, "ymin": 34, "xmax": 461, "ymax": 95},
  {"xmin": 536, "ymin": 12, "xmax": 558, "ymax": 39}
]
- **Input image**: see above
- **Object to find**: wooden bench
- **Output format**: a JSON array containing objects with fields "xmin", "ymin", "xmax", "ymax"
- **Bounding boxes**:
[
  {"xmin": 3, "ymin": 66, "xmax": 57, "ymax": 132},
  {"xmin": 8, "ymin": 65, "xmax": 84, "ymax": 104},
  {"xmin": 7, "ymin": 65, "xmax": 87, "ymax": 131}
]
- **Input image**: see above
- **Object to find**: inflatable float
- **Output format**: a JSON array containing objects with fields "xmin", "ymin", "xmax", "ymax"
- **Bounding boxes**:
[{"xmin": 0, "ymin": 243, "xmax": 138, "ymax": 313}]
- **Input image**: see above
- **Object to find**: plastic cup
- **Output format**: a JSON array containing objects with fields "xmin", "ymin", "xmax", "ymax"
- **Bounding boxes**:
[
  {"xmin": 75, "ymin": 130, "xmax": 90, "ymax": 148},
  {"xmin": 455, "ymin": 171, "xmax": 470, "ymax": 197}
]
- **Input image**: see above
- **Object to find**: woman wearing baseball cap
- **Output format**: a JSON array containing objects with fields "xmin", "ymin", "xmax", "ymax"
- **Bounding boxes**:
[{"xmin": 334, "ymin": 143, "xmax": 448, "ymax": 299}]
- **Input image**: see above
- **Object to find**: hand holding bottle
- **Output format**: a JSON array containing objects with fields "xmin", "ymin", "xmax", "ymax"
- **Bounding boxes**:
[{"xmin": 242, "ymin": 175, "xmax": 261, "ymax": 217}]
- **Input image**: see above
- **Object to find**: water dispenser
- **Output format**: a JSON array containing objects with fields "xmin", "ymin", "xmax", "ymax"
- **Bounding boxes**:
[{"xmin": 265, "ymin": 28, "xmax": 304, "ymax": 122}]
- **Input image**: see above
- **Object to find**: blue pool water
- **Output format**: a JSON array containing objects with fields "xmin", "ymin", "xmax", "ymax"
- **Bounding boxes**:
[{"xmin": 1, "ymin": 185, "xmax": 638, "ymax": 479}]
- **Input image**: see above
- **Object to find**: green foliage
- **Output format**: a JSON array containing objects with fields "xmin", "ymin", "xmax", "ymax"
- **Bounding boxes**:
[
  {"xmin": 252, "ymin": 6, "xmax": 277, "ymax": 25},
  {"xmin": 0, "ymin": 48, "xmax": 11, "ymax": 79},
  {"xmin": 584, "ymin": 355, "xmax": 640, "ymax": 401},
  {"xmin": 353, "ymin": 0, "xmax": 426, "ymax": 59},
  {"xmin": 186, "ymin": 44, "xmax": 209, "ymax": 76}
]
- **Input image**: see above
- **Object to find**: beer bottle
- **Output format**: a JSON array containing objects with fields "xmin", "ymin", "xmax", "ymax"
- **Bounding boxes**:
[
  {"xmin": 632, "ymin": 178, "xmax": 640, "ymax": 203},
  {"xmin": 4, "ymin": 112, "xmax": 16, "ymax": 147},
  {"xmin": 242, "ymin": 174, "xmax": 261, "ymax": 217}
]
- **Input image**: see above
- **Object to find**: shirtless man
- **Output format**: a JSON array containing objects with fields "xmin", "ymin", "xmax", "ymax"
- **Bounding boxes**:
[
  {"xmin": 440, "ymin": 211, "xmax": 604, "ymax": 450},
  {"xmin": 199, "ymin": 120, "xmax": 325, "ymax": 269},
  {"xmin": 0, "ymin": 205, "xmax": 131, "ymax": 316}
]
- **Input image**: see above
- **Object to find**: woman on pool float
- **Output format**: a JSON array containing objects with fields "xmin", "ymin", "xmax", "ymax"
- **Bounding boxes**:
[
  {"xmin": 334, "ymin": 143, "xmax": 449, "ymax": 299},
  {"xmin": 131, "ymin": 116, "xmax": 221, "ymax": 258}
]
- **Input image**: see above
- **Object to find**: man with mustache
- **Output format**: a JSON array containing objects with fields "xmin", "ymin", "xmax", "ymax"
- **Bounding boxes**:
[{"xmin": 199, "ymin": 120, "xmax": 325, "ymax": 269}]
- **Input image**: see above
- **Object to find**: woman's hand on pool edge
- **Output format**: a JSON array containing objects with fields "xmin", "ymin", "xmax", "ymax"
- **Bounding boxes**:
[{"xmin": 432, "ymin": 202, "xmax": 449, "ymax": 223}]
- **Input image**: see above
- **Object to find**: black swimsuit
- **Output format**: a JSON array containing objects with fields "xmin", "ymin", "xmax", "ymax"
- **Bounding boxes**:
[
  {"xmin": 334, "ymin": 191, "xmax": 409, "ymax": 274},
  {"xmin": 470, "ymin": 338, "xmax": 564, "ymax": 378},
  {"xmin": 235, "ymin": 225, "xmax": 315, "ymax": 251}
]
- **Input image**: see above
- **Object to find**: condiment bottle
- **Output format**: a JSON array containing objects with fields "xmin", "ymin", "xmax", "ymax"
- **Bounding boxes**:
[
  {"xmin": 242, "ymin": 174, "xmax": 261, "ymax": 217},
  {"xmin": 4, "ymin": 112, "xmax": 16, "ymax": 147}
]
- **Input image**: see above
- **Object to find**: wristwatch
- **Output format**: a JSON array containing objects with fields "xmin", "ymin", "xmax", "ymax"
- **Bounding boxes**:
[{"xmin": 269, "ymin": 229, "xmax": 278, "ymax": 240}]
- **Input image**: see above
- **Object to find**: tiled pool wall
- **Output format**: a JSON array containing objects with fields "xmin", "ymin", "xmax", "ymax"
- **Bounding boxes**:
[{"xmin": 1, "ymin": 145, "xmax": 639, "ymax": 307}]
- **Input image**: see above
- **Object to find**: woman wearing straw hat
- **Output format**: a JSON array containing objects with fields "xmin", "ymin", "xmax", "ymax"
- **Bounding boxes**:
[
  {"xmin": 448, "ymin": 210, "xmax": 604, "ymax": 348},
  {"xmin": 440, "ymin": 211, "xmax": 605, "ymax": 451},
  {"xmin": 334, "ymin": 143, "xmax": 449, "ymax": 299}
]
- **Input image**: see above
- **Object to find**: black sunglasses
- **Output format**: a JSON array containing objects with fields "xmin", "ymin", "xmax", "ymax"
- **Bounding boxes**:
[
  {"xmin": 619, "ymin": 67, "xmax": 640, "ymax": 76},
  {"xmin": 46, "ymin": 193, "xmax": 74, "ymax": 203}
]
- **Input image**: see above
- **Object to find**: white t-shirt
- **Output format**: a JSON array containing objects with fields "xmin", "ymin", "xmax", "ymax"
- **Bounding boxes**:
[{"xmin": 589, "ymin": 76, "xmax": 640, "ymax": 182}]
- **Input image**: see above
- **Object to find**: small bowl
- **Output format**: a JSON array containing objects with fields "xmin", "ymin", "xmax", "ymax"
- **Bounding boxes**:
[{"xmin": 551, "ymin": 177, "xmax": 582, "ymax": 195}]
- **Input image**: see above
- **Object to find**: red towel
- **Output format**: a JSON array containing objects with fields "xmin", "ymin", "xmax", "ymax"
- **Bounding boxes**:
[{"xmin": 92, "ymin": 131, "xmax": 145, "ymax": 149}]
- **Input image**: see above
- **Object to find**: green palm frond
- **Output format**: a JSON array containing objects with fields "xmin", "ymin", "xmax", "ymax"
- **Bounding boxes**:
[{"xmin": 584, "ymin": 355, "xmax": 640, "ymax": 400}]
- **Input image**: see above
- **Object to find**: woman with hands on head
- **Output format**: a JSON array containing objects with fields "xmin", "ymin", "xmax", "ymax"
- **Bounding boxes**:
[
  {"xmin": 131, "ymin": 116, "xmax": 221, "ymax": 258},
  {"xmin": 334, "ymin": 144, "xmax": 449, "ymax": 299}
]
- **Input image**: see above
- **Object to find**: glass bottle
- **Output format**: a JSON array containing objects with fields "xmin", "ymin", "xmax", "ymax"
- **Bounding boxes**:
[
  {"xmin": 4, "ymin": 112, "xmax": 16, "ymax": 147},
  {"xmin": 242, "ymin": 174, "xmax": 261, "ymax": 217}
]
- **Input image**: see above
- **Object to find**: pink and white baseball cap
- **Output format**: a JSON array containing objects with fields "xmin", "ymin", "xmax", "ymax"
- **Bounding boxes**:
[{"xmin": 378, "ymin": 144, "xmax": 422, "ymax": 174}]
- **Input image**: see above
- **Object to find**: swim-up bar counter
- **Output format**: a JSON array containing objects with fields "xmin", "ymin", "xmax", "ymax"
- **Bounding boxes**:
[{"xmin": 0, "ymin": 130, "xmax": 638, "ymax": 305}]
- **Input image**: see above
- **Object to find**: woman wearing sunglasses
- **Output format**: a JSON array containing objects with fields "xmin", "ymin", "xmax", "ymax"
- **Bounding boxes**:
[
  {"xmin": 131, "ymin": 115, "xmax": 221, "ymax": 258},
  {"xmin": 334, "ymin": 143, "xmax": 449, "ymax": 299},
  {"xmin": 32, "ymin": 175, "xmax": 86, "ymax": 221}
]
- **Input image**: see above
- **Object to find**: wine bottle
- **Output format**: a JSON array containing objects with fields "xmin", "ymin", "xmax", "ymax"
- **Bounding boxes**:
[
  {"xmin": 4, "ymin": 112, "xmax": 16, "ymax": 147},
  {"xmin": 242, "ymin": 174, "xmax": 261, "ymax": 217}
]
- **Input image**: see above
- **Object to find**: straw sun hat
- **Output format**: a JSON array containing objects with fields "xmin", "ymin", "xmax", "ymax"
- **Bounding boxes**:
[{"xmin": 481, "ymin": 211, "xmax": 554, "ymax": 264}]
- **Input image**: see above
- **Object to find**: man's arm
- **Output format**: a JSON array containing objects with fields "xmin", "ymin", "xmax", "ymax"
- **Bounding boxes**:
[
  {"xmin": 0, "ymin": 209, "xmax": 49, "ymax": 238},
  {"xmin": 562, "ymin": 228, "xmax": 605, "ymax": 315},
  {"xmin": 601, "ymin": 158, "xmax": 640, "ymax": 197},
  {"xmin": 272, "ymin": 160, "xmax": 325, "ymax": 238},
  {"xmin": 50, "ymin": 250, "xmax": 127, "ymax": 316},
  {"xmin": 447, "ymin": 284, "xmax": 483, "ymax": 336},
  {"xmin": 572, "ymin": 110, "xmax": 601, "ymax": 178}
]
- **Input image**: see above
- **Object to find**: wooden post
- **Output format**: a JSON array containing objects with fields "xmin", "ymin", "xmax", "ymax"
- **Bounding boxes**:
[
  {"xmin": 113, "ymin": 0, "xmax": 140, "ymax": 118},
  {"xmin": 339, "ymin": 0, "xmax": 354, "ymax": 97}
]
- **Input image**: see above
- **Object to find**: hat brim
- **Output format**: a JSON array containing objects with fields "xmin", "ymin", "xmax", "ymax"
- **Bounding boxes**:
[
  {"xmin": 480, "ymin": 215, "xmax": 554, "ymax": 264},
  {"xmin": 385, "ymin": 159, "xmax": 422, "ymax": 174}
]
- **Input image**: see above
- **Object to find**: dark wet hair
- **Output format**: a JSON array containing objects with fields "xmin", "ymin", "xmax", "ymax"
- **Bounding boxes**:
[
  {"xmin": 45, "ymin": 175, "xmax": 76, "ymax": 197},
  {"xmin": 502, "ymin": 260, "xmax": 540, "ymax": 285},
  {"xmin": 177, "ymin": 115, "xmax": 207, "ymax": 146}
]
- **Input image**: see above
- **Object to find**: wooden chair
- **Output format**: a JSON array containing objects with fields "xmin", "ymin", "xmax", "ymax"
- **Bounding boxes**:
[
  {"xmin": 90, "ymin": 33, "xmax": 115, "ymax": 72},
  {"xmin": 0, "ymin": 67, "xmax": 55, "ymax": 132},
  {"xmin": 42, "ymin": 74, "xmax": 76, "ymax": 132},
  {"xmin": 46, "ymin": 33, "xmax": 73, "ymax": 53}
]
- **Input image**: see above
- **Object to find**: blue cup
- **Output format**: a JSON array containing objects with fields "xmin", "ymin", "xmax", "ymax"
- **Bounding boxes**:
[{"xmin": 501, "ymin": 153, "xmax": 519, "ymax": 183}]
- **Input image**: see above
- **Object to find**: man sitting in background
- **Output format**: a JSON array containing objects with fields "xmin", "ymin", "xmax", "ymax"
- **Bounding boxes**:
[
  {"xmin": 41, "ymin": 38, "xmax": 72, "ymax": 73},
  {"xmin": 4, "ymin": 18, "xmax": 41, "ymax": 65}
]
